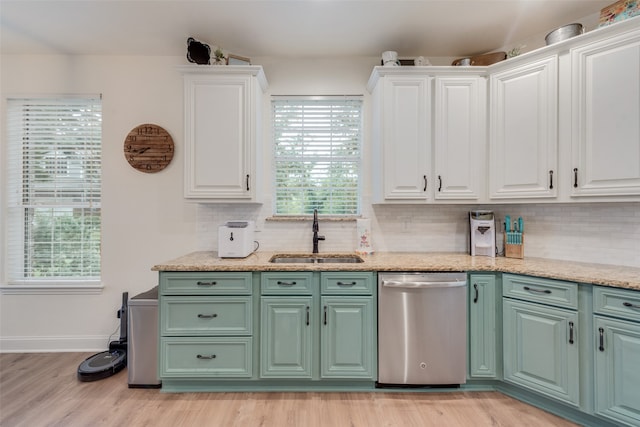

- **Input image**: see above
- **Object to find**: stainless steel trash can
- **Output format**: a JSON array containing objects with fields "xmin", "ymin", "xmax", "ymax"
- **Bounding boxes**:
[{"xmin": 128, "ymin": 286, "xmax": 161, "ymax": 388}]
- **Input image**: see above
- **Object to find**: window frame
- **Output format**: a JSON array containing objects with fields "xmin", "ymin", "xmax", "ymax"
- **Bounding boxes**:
[
  {"xmin": 271, "ymin": 95, "xmax": 363, "ymax": 218},
  {"xmin": 2, "ymin": 95, "xmax": 103, "ymax": 294}
]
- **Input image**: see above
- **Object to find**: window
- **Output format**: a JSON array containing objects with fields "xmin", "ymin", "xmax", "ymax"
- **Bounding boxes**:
[
  {"xmin": 272, "ymin": 96, "xmax": 362, "ymax": 216},
  {"xmin": 6, "ymin": 97, "xmax": 102, "ymax": 285}
]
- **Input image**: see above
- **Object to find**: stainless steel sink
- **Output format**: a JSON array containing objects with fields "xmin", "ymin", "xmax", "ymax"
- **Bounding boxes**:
[{"xmin": 269, "ymin": 254, "xmax": 364, "ymax": 264}]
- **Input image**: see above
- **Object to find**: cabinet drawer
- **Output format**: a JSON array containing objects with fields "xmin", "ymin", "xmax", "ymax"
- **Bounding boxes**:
[
  {"xmin": 160, "ymin": 272, "xmax": 252, "ymax": 295},
  {"xmin": 161, "ymin": 296, "xmax": 252, "ymax": 336},
  {"xmin": 160, "ymin": 337, "xmax": 252, "ymax": 378},
  {"xmin": 503, "ymin": 274, "xmax": 578, "ymax": 309},
  {"xmin": 321, "ymin": 272, "xmax": 375, "ymax": 295},
  {"xmin": 261, "ymin": 272, "xmax": 313, "ymax": 295},
  {"xmin": 594, "ymin": 286, "xmax": 640, "ymax": 323}
]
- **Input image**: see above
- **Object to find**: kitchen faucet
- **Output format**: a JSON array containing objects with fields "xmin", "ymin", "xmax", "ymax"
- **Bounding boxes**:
[{"xmin": 312, "ymin": 209, "xmax": 325, "ymax": 254}]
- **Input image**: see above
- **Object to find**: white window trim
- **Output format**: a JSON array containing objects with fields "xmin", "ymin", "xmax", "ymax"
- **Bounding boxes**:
[
  {"xmin": 3, "ymin": 95, "xmax": 102, "ymax": 293},
  {"xmin": 271, "ymin": 95, "xmax": 363, "ymax": 217}
]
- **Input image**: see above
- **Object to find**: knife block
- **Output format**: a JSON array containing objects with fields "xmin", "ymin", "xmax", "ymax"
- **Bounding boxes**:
[{"xmin": 504, "ymin": 234, "xmax": 524, "ymax": 259}]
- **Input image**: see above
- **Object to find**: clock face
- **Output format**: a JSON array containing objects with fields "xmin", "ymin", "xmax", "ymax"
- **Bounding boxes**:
[{"xmin": 124, "ymin": 124, "xmax": 174, "ymax": 173}]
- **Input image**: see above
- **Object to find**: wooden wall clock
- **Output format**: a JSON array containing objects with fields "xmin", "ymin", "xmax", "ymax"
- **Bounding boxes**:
[{"xmin": 124, "ymin": 124, "xmax": 174, "ymax": 173}]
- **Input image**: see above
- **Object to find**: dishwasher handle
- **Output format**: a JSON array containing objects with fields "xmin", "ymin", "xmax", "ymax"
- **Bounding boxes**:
[{"xmin": 382, "ymin": 280, "xmax": 466, "ymax": 289}]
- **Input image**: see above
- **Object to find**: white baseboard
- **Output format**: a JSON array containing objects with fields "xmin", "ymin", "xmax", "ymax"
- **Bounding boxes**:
[{"xmin": 0, "ymin": 335, "xmax": 111, "ymax": 353}]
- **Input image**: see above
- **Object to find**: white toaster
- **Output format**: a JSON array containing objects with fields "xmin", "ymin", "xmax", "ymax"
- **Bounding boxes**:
[{"xmin": 218, "ymin": 221, "xmax": 255, "ymax": 258}]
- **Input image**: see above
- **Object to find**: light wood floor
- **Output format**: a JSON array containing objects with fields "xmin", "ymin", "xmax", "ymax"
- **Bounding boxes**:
[{"xmin": 0, "ymin": 353, "xmax": 578, "ymax": 427}]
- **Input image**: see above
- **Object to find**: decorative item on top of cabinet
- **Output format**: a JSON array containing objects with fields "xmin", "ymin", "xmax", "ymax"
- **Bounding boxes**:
[
  {"xmin": 180, "ymin": 65, "xmax": 268, "ymax": 201},
  {"xmin": 186, "ymin": 37, "xmax": 211, "ymax": 65},
  {"xmin": 124, "ymin": 124, "xmax": 174, "ymax": 173},
  {"xmin": 570, "ymin": 25, "xmax": 640, "ymax": 197}
]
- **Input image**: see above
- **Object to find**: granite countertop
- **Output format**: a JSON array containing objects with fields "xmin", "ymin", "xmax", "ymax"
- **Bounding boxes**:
[{"xmin": 153, "ymin": 251, "xmax": 640, "ymax": 291}]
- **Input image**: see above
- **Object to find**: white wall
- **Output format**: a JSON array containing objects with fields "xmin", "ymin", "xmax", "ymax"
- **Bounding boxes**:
[{"xmin": 1, "ymin": 53, "xmax": 639, "ymax": 352}]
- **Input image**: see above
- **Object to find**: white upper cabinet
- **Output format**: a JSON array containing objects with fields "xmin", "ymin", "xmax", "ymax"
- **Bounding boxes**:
[
  {"xmin": 434, "ymin": 76, "xmax": 486, "ymax": 200},
  {"xmin": 181, "ymin": 66, "xmax": 267, "ymax": 201},
  {"xmin": 368, "ymin": 68, "xmax": 486, "ymax": 204},
  {"xmin": 489, "ymin": 55, "xmax": 558, "ymax": 199},
  {"xmin": 570, "ymin": 26, "xmax": 640, "ymax": 197},
  {"xmin": 370, "ymin": 72, "xmax": 431, "ymax": 202}
]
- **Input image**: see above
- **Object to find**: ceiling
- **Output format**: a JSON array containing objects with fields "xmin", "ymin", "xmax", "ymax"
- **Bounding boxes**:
[{"xmin": 0, "ymin": 0, "xmax": 613, "ymax": 59}]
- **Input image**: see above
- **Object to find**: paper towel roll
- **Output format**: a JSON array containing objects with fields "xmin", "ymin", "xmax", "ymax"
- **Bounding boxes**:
[{"xmin": 356, "ymin": 218, "xmax": 374, "ymax": 254}]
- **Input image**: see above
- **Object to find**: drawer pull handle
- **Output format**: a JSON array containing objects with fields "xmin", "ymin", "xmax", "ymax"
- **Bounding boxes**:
[
  {"xmin": 336, "ymin": 281, "xmax": 357, "ymax": 286},
  {"xmin": 549, "ymin": 170, "xmax": 554, "ymax": 190},
  {"xmin": 423, "ymin": 175, "xmax": 427, "ymax": 192},
  {"xmin": 197, "ymin": 314, "xmax": 218, "ymax": 319},
  {"xmin": 623, "ymin": 302, "xmax": 640, "ymax": 309},
  {"xmin": 197, "ymin": 281, "xmax": 217, "ymax": 286},
  {"xmin": 598, "ymin": 327, "xmax": 605, "ymax": 352},
  {"xmin": 197, "ymin": 354, "xmax": 217, "ymax": 360},
  {"xmin": 438, "ymin": 175, "xmax": 442, "ymax": 192},
  {"xmin": 569, "ymin": 321, "xmax": 575, "ymax": 345},
  {"xmin": 473, "ymin": 283, "xmax": 479, "ymax": 303},
  {"xmin": 277, "ymin": 281, "xmax": 297, "ymax": 286},
  {"xmin": 306, "ymin": 306, "xmax": 310, "ymax": 326},
  {"xmin": 523, "ymin": 286, "xmax": 551, "ymax": 294},
  {"xmin": 323, "ymin": 305, "xmax": 327, "ymax": 325},
  {"xmin": 573, "ymin": 168, "xmax": 578, "ymax": 188}
]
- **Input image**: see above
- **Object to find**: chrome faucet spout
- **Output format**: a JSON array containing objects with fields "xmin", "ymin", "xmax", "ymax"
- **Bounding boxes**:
[{"xmin": 312, "ymin": 209, "xmax": 325, "ymax": 253}]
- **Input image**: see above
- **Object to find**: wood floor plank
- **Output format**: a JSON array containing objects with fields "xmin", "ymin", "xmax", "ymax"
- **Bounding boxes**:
[{"xmin": 0, "ymin": 353, "xmax": 578, "ymax": 426}]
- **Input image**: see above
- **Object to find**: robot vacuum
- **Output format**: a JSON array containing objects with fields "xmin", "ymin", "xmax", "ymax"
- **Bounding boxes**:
[{"xmin": 77, "ymin": 292, "xmax": 128, "ymax": 382}]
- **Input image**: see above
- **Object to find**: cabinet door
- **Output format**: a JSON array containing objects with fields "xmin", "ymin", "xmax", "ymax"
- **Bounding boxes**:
[
  {"xmin": 489, "ymin": 56, "xmax": 558, "ymax": 199},
  {"xmin": 503, "ymin": 299, "xmax": 579, "ymax": 406},
  {"xmin": 434, "ymin": 76, "xmax": 486, "ymax": 200},
  {"xmin": 381, "ymin": 75, "xmax": 431, "ymax": 201},
  {"xmin": 321, "ymin": 297, "xmax": 375, "ymax": 379},
  {"xmin": 594, "ymin": 316, "xmax": 640, "ymax": 426},
  {"xmin": 571, "ymin": 29, "xmax": 640, "ymax": 197},
  {"xmin": 469, "ymin": 274, "xmax": 497, "ymax": 378},
  {"xmin": 184, "ymin": 73, "xmax": 254, "ymax": 199},
  {"xmin": 260, "ymin": 297, "xmax": 312, "ymax": 378}
]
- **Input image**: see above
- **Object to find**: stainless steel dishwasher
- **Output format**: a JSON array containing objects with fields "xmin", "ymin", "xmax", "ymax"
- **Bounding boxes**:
[{"xmin": 378, "ymin": 272, "xmax": 467, "ymax": 386}]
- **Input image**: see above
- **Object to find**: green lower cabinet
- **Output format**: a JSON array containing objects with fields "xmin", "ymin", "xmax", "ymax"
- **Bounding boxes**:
[
  {"xmin": 161, "ymin": 336, "xmax": 253, "ymax": 378},
  {"xmin": 594, "ymin": 316, "xmax": 640, "ymax": 426},
  {"xmin": 468, "ymin": 274, "xmax": 498, "ymax": 378},
  {"xmin": 260, "ymin": 297, "xmax": 313, "ymax": 378},
  {"xmin": 321, "ymin": 297, "xmax": 375, "ymax": 378},
  {"xmin": 503, "ymin": 299, "xmax": 579, "ymax": 406}
]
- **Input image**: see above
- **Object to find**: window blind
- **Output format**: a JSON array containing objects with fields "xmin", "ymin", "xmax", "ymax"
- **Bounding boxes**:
[
  {"xmin": 272, "ymin": 96, "xmax": 362, "ymax": 216},
  {"xmin": 6, "ymin": 97, "xmax": 102, "ymax": 284}
]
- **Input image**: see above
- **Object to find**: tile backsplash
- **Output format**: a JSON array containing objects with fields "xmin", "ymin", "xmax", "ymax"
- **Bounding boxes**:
[{"xmin": 197, "ymin": 202, "xmax": 640, "ymax": 268}]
